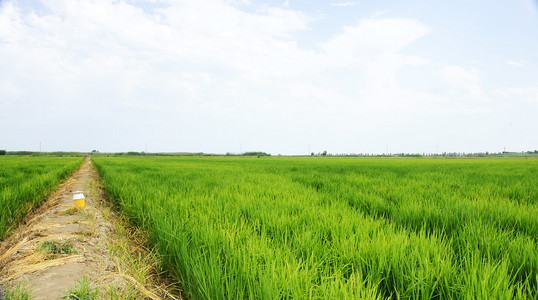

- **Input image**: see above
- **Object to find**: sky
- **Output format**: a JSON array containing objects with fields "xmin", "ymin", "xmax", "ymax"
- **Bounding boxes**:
[{"xmin": 1, "ymin": 0, "xmax": 537, "ymax": 155}]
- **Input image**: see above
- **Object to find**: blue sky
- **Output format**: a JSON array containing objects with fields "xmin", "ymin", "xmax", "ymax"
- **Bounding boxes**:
[{"xmin": 1, "ymin": 0, "xmax": 537, "ymax": 154}]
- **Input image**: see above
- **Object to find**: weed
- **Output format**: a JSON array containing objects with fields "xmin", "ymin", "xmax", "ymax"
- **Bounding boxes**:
[
  {"xmin": 104, "ymin": 283, "xmax": 140, "ymax": 300},
  {"xmin": 79, "ymin": 210, "xmax": 95, "ymax": 222},
  {"xmin": 37, "ymin": 240, "xmax": 77, "ymax": 256},
  {"xmin": 81, "ymin": 229, "xmax": 95, "ymax": 237},
  {"xmin": 63, "ymin": 275, "xmax": 99, "ymax": 300},
  {"xmin": 60, "ymin": 207, "xmax": 80, "ymax": 216},
  {"xmin": 101, "ymin": 213, "xmax": 170, "ymax": 299},
  {"xmin": 3, "ymin": 281, "xmax": 33, "ymax": 300}
]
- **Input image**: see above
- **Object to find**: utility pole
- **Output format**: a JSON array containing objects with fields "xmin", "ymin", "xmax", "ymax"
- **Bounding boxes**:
[
  {"xmin": 145, "ymin": 142, "xmax": 148, "ymax": 156},
  {"xmin": 386, "ymin": 144, "xmax": 389, "ymax": 156},
  {"xmin": 308, "ymin": 144, "xmax": 311, "ymax": 155},
  {"xmin": 39, "ymin": 141, "xmax": 41, "ymax": 153},
  {"xmin": 240, "ymin": 144, "xmax": 242, "ymax": 155}
]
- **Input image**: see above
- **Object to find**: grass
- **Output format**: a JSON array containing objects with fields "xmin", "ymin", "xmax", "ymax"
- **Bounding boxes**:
[
  {"xmin": 78, "ymin": 210, "xmax": 97, "ymax": 237},
  {"xmin": 101, "ymin": 196, "xmax": 180, "ymax": 299},
  {"xmin": 92, "ymin": 156, "xmax": 537, "ymax": 299},
  {"xmin": 3, "ymin": 281, "xmax": 33, "ymax": 300},
  {"xmin": 63, "ymin": 275, "xmax": 98, "ymax": 300},
  {"xmin": 86, "ymin": 173, "xmax": 180, "ymax": 299},
  {"xmin": 37, "ymin": 240, "xmax": 78, "ymax": 256},
  {"xmin": 0, "ymin": 157, "xmax": 83, "ymax": 240},
  {"xmin": 103, "ymin": 223, "xmax": 163, "ymax": 299},
  {"xmin": 60, "ymin": 207, "xmax": 80, "ymax": 216}
]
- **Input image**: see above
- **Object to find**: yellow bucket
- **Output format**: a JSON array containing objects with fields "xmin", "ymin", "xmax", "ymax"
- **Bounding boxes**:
[{"xmin": 73, "ymin": 193, "xmax": 85, "ymax": 208}]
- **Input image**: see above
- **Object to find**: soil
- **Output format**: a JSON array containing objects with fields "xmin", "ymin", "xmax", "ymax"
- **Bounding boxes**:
[{"xmin": 0, "ymin": 158, "xmax": 118, "ymax": 299}]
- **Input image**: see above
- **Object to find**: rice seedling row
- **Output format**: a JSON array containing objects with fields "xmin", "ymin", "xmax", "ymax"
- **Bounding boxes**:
[{"xmin": 93, "ymin": 157, "xmax": 538, "ymax": 299}]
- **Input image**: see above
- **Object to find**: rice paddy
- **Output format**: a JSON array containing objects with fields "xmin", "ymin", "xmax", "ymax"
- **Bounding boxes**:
[
  {"xmin": 92, "ymin": 156, "xmax": 538, "ymax": 299},
  {"xmin": 0, "ymin": 157, "xmax": 83, "ymax": 240}
]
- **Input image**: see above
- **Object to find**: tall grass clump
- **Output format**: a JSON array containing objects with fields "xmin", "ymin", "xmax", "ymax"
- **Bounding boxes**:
[
  {"xmin": 0, "ymin": 156, "xmax": 83, "ymax": 240},
  {"xmin": 94, "ymin": 156, "xmax": 538, "ymax": 299}
]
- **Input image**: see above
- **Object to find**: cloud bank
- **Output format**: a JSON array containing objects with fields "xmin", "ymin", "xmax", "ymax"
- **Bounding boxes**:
[{"xmin": 0, "ymin": 0, "xmax": 536, "ymax": 154}]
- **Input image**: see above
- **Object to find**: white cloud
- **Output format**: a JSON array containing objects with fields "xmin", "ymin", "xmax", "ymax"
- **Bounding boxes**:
[
  {"xmin": 506, "ymin": 59, "xmax": 526, "ymax": 67},
  {"xmin": 432, "ymin": 65, "xmax": 490, "ymax": 112},
  {"xmin": 321, "ymin": 18, "xmax": 431, "ymax": 64},
  {"xmin": 492, "ymin": 87, "xmax": 538, "ymax": 104},
  {"xmin": 330, "ymin": 2, "xmax": 357, "ymax": 7},
  {"xmin": 0, "ymin": 80, "xmax": 23, "ymax": 99},
  {"xmin": 0, "ymin": 0, "xmax": 534, "ymax": 153},
  {"xmin": 440, "ymin": 66, "xmax": 479, "ymax": 89},
  {"xmin": 371, "ymin": 10, "xmax": 389, "ymax": 18}
]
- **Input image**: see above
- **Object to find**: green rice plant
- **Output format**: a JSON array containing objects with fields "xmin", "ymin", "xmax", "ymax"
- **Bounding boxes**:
[
  {"xmin": 93, "ymin": 156, "xmax": 538, "ymax": 299},
  {"xmin": 0, "ymin": 157, "xmax": 83, "ymax": 240}
]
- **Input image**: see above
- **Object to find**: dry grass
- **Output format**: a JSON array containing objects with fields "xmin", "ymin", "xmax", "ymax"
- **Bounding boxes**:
[
  {"xmin": 2, "ymin": 255, "xmax": 85, "ymax": 284},
  {"xmin": 1, "ymin": 233, "xmax": 79, "ymax": 265},
  {"xmin": 1, "ymin": 236, "xmax": 82, "ymax": 284},
  {"xmin": 89, "ymin": 175, "xmax": 182, "ymax": 300},
  {"xmin": 60, "ymin": 207, "xmax": 80, "ymax": 216},
  {"xmin": 1, "ymin": 160, "xmax": 180, "ymax": 299}
]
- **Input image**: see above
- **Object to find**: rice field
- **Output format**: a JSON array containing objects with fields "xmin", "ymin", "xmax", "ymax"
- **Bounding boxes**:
[
  {"xmin": 0, "ymin": 156, "xmax": 83, "ymax": 240},
  {"xmin": 93, "ymin": 156, "xmax": 538, "ymax": 299}
]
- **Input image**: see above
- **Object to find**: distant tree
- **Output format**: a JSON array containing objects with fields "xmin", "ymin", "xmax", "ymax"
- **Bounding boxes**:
[
  {"xmin": 242, "ymin": 152, "xmax": 270, "ymax": 156},
  {"xmin": 91, "ymin": 150, "xmax": 99, "ymax": 153},
  {"xmin": 311, "ymin": 152, "xmax": 314, "ymax": 156},
  {"xmin": 0, "ymin": 150, "xmax": 6, "ymax": 155},
  {"xmin": 322, "ymin": 150, "xmax": 327, "ymax": 156}
]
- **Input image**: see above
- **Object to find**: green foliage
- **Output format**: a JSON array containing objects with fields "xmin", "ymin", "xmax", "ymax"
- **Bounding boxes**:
[
  {"xmin": 242, "ymin": 151, "xmax": 271, "ymax": 156},
  {"xmin": 4, "ymin": 151, "xmax": 87, "ymax": 156},
  {"xmin": 3, "ymin": 281, "xmax": 33, "ymax": 300},
  {"xmin": 93, "ymin": 156, "xmax": 538, "ymax": 299},
  {"xmin": 37, "ymin": 240, "xmax": 77, "ymax": 256},
  {"xmin": 126, "ymin": 151, "xmax": 144, "ymax": 156},
  {"xmin": 0, "ymin": 150, "xmax": 6, "ymax": 156},
  {"xmin": 0, "ymin": 157, "xmax": 83, "ymax": 240},
  {"xmin": 64, "ymin": 275, "xmax": 99, "ymax": 300}
]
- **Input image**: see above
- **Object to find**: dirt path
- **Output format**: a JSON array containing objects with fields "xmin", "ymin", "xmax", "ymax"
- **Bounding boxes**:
[
  {"xmin": 0, "ymin": 158, "xmax": 174, "ymax": 299},
  {"xmin": 0, "ymin": 158, "xmax": 112, "ymax": 298}
]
